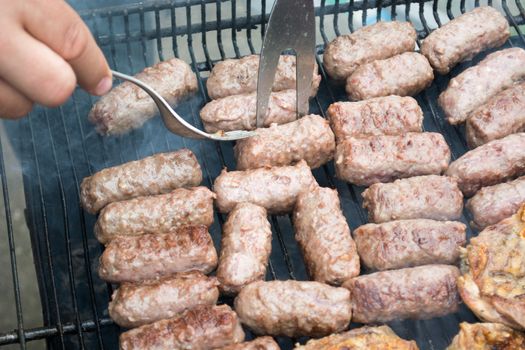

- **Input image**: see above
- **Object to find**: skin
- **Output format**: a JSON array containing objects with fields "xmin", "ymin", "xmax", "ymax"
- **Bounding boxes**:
[{"xmin": 0, "ymin": 0, "xmax": 111, "ymax": 119}]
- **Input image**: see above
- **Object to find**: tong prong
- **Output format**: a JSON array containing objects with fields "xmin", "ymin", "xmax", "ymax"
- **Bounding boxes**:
[{"xmin": 256, "ymin": 0, "xmax": 316, "ymax": 128}]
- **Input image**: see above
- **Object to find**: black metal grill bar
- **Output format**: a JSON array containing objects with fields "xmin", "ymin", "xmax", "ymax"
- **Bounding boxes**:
[
  {"xmin": 56, "ymin": 101, "xmax": 106, "ymax": 350},
  {"xmin": 26, "ymin": 115, "xmax": 66, "ymax": 349},
  {"xmin": 89, "ymin": 0, "xmax": 444, "ymax": 46},
  {"xmin": 0, "ymin": 318, "xmax": 114, "ymax": 346},
  {"xmin": 0, "ymin": 135, "xmax": 26, "ymax": 349},
  {"xmin": 42, "ymin": 108, "xmax": 85, "ymax": 348}
]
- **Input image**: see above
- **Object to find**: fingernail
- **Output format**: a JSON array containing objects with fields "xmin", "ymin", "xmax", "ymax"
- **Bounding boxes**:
[{"xmin": 93, "ymin": 76, "xmax": 112, "ymax": 96}]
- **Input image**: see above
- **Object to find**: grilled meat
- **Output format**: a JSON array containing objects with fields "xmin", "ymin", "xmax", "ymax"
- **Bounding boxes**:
[
  {"xmin": 98, "ymin": 226, "xmax": 218, "ymax": 283},
  {"xmin": 439, "ymin": 48, "xmax": 525, "ymax": 125},
  {"xmin": 109, "ymin": 271, "xmax": 219, "ymax": 328},
  {"xmin": 94, "ymin": 186, "xmax": 215, "ymax": 244},
  {"xmin": 421, "ymin": 7, "xmax": 509, "ymax": 74},
  {"xmin": 323, "ymin": 21, "xmax": 416, "ymax": 81},
  {"xmin": 344, "ymin": 264, "xmax": 461, "ymax": 323},
  {"xmin": 206, "ymin": 55, "xmax": 320, "ymax": 100},
  {"xmin": 234, "ymin": 115, "xmax": 335, "ymax": 170},
  {"xmin": 446, "ymin": 133, "xmax": 525, "ymax": 196},
  {"xmin": 335, "ymin": 133, "xmax": 450, "ymax": 186},
  {"xmin": 234, "ymin": 280, "xmax": 351, "ymax": 337},
  {"xmin": 217, "ymin": 203, "xmax": 272, "ymax": 295},
  {"xmin": 354, "ymin": 219, "xmax": 466, "ymax": 271},
  {"xmin": 327, "ymin": 95, "xmax": 423, "ymax": 141},
  {"xmin": 346, "ymin": 52, "xmax": 433, "ymax": 100},
  {"xmin": 362, "ymin": 175, "xmax": 463, "ymax": 223},
  {"xmin": 89, "ymin": 58, "xmax": 197, "ymax": 135},
  {"xmin": 214, "ymin": 160, "xmax": 316, "ymax": 214},
  {"xmin": 293, "ymin": 184, "xmax": 360, "ymax": 285}
]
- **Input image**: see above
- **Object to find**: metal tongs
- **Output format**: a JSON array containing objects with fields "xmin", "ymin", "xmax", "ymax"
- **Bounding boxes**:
[
  {"xmin": 256, "ymin": 0, "xmax": 316, "ymax": 128},
  {"xmin": 111, "ymin": 0, "xmax": 315, "ymax": 140}
]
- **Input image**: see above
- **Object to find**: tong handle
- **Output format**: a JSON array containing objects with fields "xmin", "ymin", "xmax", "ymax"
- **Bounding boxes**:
[{"xmin": 256, "ymin": 0, "xmax": 316, "ymax": 128}]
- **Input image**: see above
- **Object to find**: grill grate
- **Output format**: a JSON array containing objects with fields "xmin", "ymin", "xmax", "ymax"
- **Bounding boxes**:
[{"xmin": 1, "ymin": 0, "xmax": 524, "ymax": 348}]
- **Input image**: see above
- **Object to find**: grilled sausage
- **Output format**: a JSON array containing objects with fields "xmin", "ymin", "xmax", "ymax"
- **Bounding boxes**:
[
  {"xmin": 200, "ymin": 90, "xmax": 297, "ymax": 133},
  {"xmin": 220, "ymin": 337, "xmax": 281, "ymax": 350},
  {"xmin": 217, "ymin": 203, "xmax": 272, "ymax": 295},
  {"xmin": 234, "ymin": 115, "xmax": 335, "ymax": 170},
  {"xmin": 353, "ymin": 219, "xmax": 467, "ymax": 271},
  {"xmin": 439, "ymin": 48, "xmax": 525, "ymax": 125},
  {"xmin": 335, "ymin": 133, "xmax": 450, "ymax": 186},
  {"xmin": 119, "ymin": 305, "xmax": 245, "ymax": 350},
  {"xmin": 346, "ymin": 52, "xmax": 433, "ymax": 100},
  {"xmin": 94, "ymin": 186, "xmax": 215, "ymax": 244},
  {"xmin": 295, "ymin": 325, "xmax": 419, "ymax": 350},
  {"xmin": 446, "ymin": 322, "xmax": 525, "ymax": 350},
  {"xmin": 327, "ymin": 95, "xmax": 423, "ymax": 141},
  {"xmin": 466, "ymin": 176, "xmax": 525, "ymax": 229},
  {"xmin": 98, "ymin": 226, "xmax": 218, "ymax": 283},
  {"xmin": 293, "ymin": 185, "xmax": 360, "ymax": 285},
  {"xmin": 80, "ymin": 149, "xmax": 202, "ymax": 214},
  {"xmin": 446, "ymin": 133, "xmax": 525, "ymax": 196},
  {"xmin": 109, "ymin": 271, "xmax": 219, "ymax": 328},
  {"xmin": 343, "ymin": 264, "xmax": 461, "ymax": 323},
  {"xmin": 421, "ymin": 7, "xmax": 509, "ymax": 75},
  {"xmin": 466, "ymin": 82, "xmax": 525, "ymax": 148},
  {"xmin": 89, "ymin": 58, "xmax": 197, "ymax": 135},
  {"xmin": 206, "ymin": 55, "xmax": 321, "ymax": 100},
  {"xmin": 214, "ymin": 160, "xmax": 316, "ymax": 214},
  {"xmin": 234, "ymin": 280, "xmax": 351, "ymax": 338},
  {"xmin": 323, "ymin": 21, "xmax": 417, "ymax": 81},
  {"xmin": 362, "ymin": 175, "xmax": 464, "ymax": 223}
]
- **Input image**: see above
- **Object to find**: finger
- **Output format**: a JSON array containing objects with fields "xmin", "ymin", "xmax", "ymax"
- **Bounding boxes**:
[
  {"xmin": 0, "ymin": 27, "xmax": 77, "ymax": 107},
  {"xmin": 0, "ymin": 78, "xmax": 33, "ymax": 119},
  {"xmin": 22, "ymin": 0, "xmax": 112, "ymax": 96}
]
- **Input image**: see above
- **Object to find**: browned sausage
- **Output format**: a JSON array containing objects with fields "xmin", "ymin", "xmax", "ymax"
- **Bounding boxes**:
[
  {"xmin": 206, "ymin": 55, "xmax": 321, "ymax": 100},
  {"xmin": 466, "ymin": 82, "xmax": 525, "ymax": 148},
  {"xmin": 293, "ymin": 185, "xmax": 360, "ymax": 285},
  {"xmin": 353, "ymin": 219, "xmax": 466, "ymax": 271},
  {"xmin": 362, "ymin": 175, "xmax": 464, "ymax": 223},
  {"xmin": 80, "ymin": 149, "xmax": 202, "ymax": 214},
  {"xmin": 344, "ymin": 265, "xmax": 461, "ymax": 323},
  {"xmin": 295, "ymin": 325, "xmax": 419, "ymax": 350},
  {"xmin": 89, "ymin": 58, "xmax": 197, "ymax": 135},
  {"xmin": 234, "ymin": 280, "xmax": 351, "ymax": 338},
  {"xmin": 335, "ymin": 133, "xmax": 450, "ymax": 186},
  {"xmin": 94, "ymin": 186, "xmax": 215, "ymax": 244},
  {"xmin": 446, "ymin": 133, "xmax": 525, "ymax": 196},
  {"xmin": 217, "ymin": 203, "xmax": 272, "ymax": 294},
  {"xmin": 234, "ymin": 115, "xmax": 335, "ymax": 170},
  {"xmin": 323, "ymin": 21, "xmax": 416, "ymax": 81},
  {"xmin": 346, "ymin": 52, "xmax": 433, "ymax": 101},
  {"xmin": 200, "ymin": 90, "xmax": 297, "ymax": 133},
  {"xmin": 327, "ymin": 96, "xmax": 423, "ymax": 141},
  {"xmin": 98, "ymin": 226, "xmax": 218, "ymax": 283},
  {"xmin": 119, "ymin": 305, "xmax": 245, "ymax": 350},
  {"xmin": 439, "ymin": 48, "xmax": 525, "ymax": 125},
  {"xmin": 421, "ymin": 7, "xmax": 509, "ymax": 75},
  {"xmin": 220, "ymin": 337, "xmax": 281, "ymax": 350},
  {"xmin": 466, "ymin": 176, "xmax": 525, "ymax": 229},
  {"xmin": 109, "ymin": 271, "xmax": 219, "ymax": 328},
  {"xmin": 214, "ymin": 160, "xmax": 317, "ymax": 214}
]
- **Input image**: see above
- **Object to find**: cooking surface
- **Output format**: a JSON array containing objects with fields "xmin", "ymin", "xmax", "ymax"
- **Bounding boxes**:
[{"xmin": 1, "ymin": 0, "xmax": 525, "ymax": 349}]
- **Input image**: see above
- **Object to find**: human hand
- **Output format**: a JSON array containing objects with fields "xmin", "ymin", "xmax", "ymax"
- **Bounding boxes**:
[{"xmin": 0, "ymin": 0, "xmax": 112, "ymax": 119}]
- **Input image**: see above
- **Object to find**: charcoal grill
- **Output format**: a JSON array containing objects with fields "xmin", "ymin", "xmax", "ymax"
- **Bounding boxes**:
[{"xmin": 1, "ymin": 0, "xmax": 525, "ymax": 349}]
